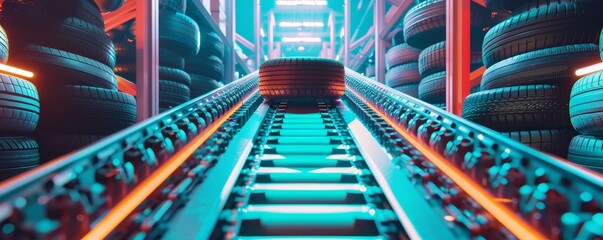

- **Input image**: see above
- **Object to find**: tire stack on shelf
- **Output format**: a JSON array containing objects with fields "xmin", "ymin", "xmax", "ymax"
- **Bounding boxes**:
[
  {"xmin": 0, "ymin": 26, "xmax": 41, "ymax": 181},
  {"xmin": 185, "ymin": 30, "xmax": 225, "ymax": 98},
  {"xmin": 365, "ymin": 52, "xmax": 375, "ymax": 79},
  {"xmin": 567, "ymin": 29, "xmax": 603, "ymax": 173},
  {"xmin": 113, "ymin": 0, "xmax": 201, "ymax": 111},
  {"xmin": 463, "ymin": 0, "xmax": 603, "ymax": 157},
  {"xmin": 404, "ymin": 0, "xmax": 490, "ymax": 108},
  {"xmin": 0, "ymin": 0, "xmax": 137, "ymax": 161},
  {"xmin": 385, "ymin": 30, "xmax": 421, "ymax": 97}
]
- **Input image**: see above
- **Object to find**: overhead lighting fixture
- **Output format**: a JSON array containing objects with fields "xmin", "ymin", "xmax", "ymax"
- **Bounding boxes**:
[
  {"xmin": 576, "ymin": 62, "xmax": 603, "ymax": 76},
  {"xmin": 297, "ymin": 46, "xmax": 305, "ymax": 51},
  {"xmin": 276, "ymin": 0, "xmax": 327, "ymax": 6},
  {"xmin": 339, "ymin": 28, "xmax": 345, "ymax": 38},
  {"xmin": 279, "ymin": 21, "xmax": 324, "ymax": 27},
  {"xmin": 282, "ymin": 37, "xmax": 322, "ymax": 43},
  {"xmin": 260, "ymin": 28, "xmax": 265, "ymax": 37}
]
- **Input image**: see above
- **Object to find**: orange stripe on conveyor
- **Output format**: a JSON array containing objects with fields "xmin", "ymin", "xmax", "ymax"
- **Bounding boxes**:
[
  {"xmin": 349, "ymin": 88, "xmax": 546, "ymax": 240},
  {"xmin": 83, "ymin": 90, "xmax": 257, "ymax": 240}
]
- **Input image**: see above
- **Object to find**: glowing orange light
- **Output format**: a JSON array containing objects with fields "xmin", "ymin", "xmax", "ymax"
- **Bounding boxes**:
[
  {"xmin": 493, "ymin": 198, "xmax": 513, "ymax": 203},
  {"xmin": 0, "ymin": 63, "xmax": 34, "ymax": 78},
  {"xmin": 350, "ymin": 88, "xmax": 546, "ymax": 240},
  {"xmin": 576, "ymin": 62, "xmax": 603, "ymax": 76},
  {"xmin": 444, "ymin": 215, "xmax": 456, "ymax": 222},
  {"xmin": 116, "ymin": 75, "xmax": 137, "ymax": 97},
  {"xmin": 82, "ymin": 89, "xmax": 258, "ymax": 240}
]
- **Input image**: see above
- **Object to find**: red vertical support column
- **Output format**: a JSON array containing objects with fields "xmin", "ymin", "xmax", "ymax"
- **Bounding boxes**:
[
  {"xmin": 225, "ymin": 0, "xmax": 236, "ymax": 82},
  {"xmin": 374, "ymin": 0, "xmax": 386, "ymax": 83},
  {"xmin": 344, "ymin": 0, "xmax": 350, "ymax": 66},
  {"xmin": 136, "ymin": 0, "xmax": 159, "ymax": 121},
  {"xmin": 446, "ymin": 0, "xmax": 471, "ymax": 115},
  {"xmin": 211, "ymin": 0, "xmax": 220, "ymax": 24},
  {"xmin": 254, "ymin": 0, "xmax": 261, "ymax": 68}
]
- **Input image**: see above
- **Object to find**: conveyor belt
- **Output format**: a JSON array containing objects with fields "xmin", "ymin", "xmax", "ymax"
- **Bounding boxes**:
[
  {"xmin": 0, "ymin": 70, "xmax": 601, "ymax": 240},
  {"xmin": 211, "ymin": 100, "xmax": 406, "ymax": 238}
]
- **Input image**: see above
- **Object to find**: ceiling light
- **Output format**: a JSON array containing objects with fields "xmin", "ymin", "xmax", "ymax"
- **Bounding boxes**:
[
  {"xmin": 279, "ymin": 21, "xmax": 324, "ymax": 27},
  {"xmin": 282, "ymin": 37, "xmax": 322, "ymax": 43},
  {"xmin": 576, "ymin": 62, "xmax": 603, "ymax": 76},
  {"xmin": 298, "ymin": 46, "xmax": 305, "ymax": 51},
  {"xmin": 276, "ymin": 0, "xmax": 327, "ymax": 6}
]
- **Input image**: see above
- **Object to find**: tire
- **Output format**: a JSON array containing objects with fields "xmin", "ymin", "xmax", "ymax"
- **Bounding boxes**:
[
  {"xmin": 365, "ymin": 65, "xmax": 375, "ymax": 77},
  {"xmin": 570, "ymin": 71, "xmax": 603, "ymax": 136},
  {"xmin": 391, "ymin": 30, "xmax": 405, "ymax": 46},
  {"xmin": 385, "ymin": 43, "xmax": 420, "ymax": 69},
  {"xmin": 190, "ymin": 74, "xmax": 223, "ymax": 98},
  {"xmin": 39, "ymin": 85, "xmax": 136, "ymax": 134},
  {"xmin": 482, "ymin": 1, "xmax": 603, "ymax": 67},
  {"xmin": 199, "ymin": 32, "xmax": 224, "ymax": 58},
  {"xmin": 14, "ymin": 17, "xmax": 116, "ymax": 67},
  {"xmin": 159, "ymin": 10, "xmax": 201, "ymax": 56},
  {"xmin": 0, "ymin": 137, "xmax": 39, "ymax": 181},
  {"xmin": 114, "ymin": 42, "xmax": 185, "ymax": 69},
  {"xmin": 481, "ymin": 44, "xmax": 599, "ymax": 91},
  {"xmin": 484, "ymin": 0, "xmax": 525, "ymax": 12},
  {"xmin": 568, "ymin": 135, "xmax": 603, "ymax": 172},
  {"xmin": 160, "ymin": 80, "xmax": 190, "ymax": 109},
  {"xmin": 462, "ymin": 85, "xmax": 570, "ymax": 132},
  {"xmin": 504, "ymin": 129, "xmax": 574, "ymax": 157},
  {"xmin": 113, "ymin": 65, "xmax": 191, "ymax": 86},
  {"xmin": 404, "ymin": 0, "xmax": 490, "ymax": 49},
  {"xmin": 160, "ymin": 0, "xmax": 187, "ymax": 12},
  {"xmin": 418, "ymin": 41, "xmax": 483, "ymax": 77},
  {"xmin": 0, "ymin": 26, "xmax": 8, "ymax": 63},
  {"xmin": 0, "ymin": 0, "xmax": 104, "ymax": 28},
  {"xmin": 93, "ymin": 0, "xmax": 124, "ymax": 12},
  {"xmin": 392, "ymin": 84, "xmax": 419, "ymax": 98},
  {"xmin": 259, "ymin": 57, "xmax": 345, "ymax": 101},
  {"xmin": 185, "ymin": 55, "xmax": 224, "ymax": 80},
  {"xmin": 10, "ymin": 45, "xmax": 117, "ymax": 90},
  {"xmin": 385, "ymin": 63, "xmax": 421, "ymax": 88},
  {"xmin": 35, "ymin": 132, "xmax": 103, "ymax": 162},
  {"xmin": 418, "ymin": 71, "xmax": 446, "ymax": 104},
  {"xmin": 0, "ymin": 74, "xmax": 39, "ymax": 134}
]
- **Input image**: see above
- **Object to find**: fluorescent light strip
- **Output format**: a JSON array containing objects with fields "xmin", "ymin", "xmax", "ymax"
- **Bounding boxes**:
[
  {"xmin": 279, "ymin": 22, "xmax": 324, "ymax": 27},
  {"xmin": 276, "ymin": 0, "xmax": 327, "ymax": 6},
  {"xmin": 0, "ymin": 63, "xmax": 34, "ymax": 78},
  {"xmin": 576, "ymin": 62, "xmax": 603, "ymax": 76},
  {"xmin": 282, "ymin": 37, "xmax": 322, "ymax": 43}
]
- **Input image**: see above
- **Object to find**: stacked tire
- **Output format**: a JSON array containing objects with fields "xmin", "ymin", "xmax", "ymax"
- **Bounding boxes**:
[
  {"xmin": 184, "ymin": 22, "xmax": 225, "ymax": 97},
  {"xmin": 567, "ymin": 29, "xmax": 603, "ymax": 172},
  {"xmin": 0, "ymin": 0, "xmax": 136, "ymax": 161},
  {"xmin": 404, "ymin": 0, "xmax": 490, "ymax": 107},
  {"xmin": 113, "ymin": 0, "xmax": 200, "ymax": 111},
  {"xmin": 463, "ymin": 0, "xmax": 603, "ymax": 157},
  {"xmin": 0, "ymin": 26, "xmax": 41, "ymax": 181},
  {"xmin": 385, "ymin": 30, "xmax": 421, "ymax": 97}
]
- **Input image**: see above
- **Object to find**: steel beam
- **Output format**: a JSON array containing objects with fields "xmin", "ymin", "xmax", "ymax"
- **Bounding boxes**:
[
  {"xmin": 350, "ymin": 27, "xmax": 373, "ymax": 50},
  {"xmin": 446, "ymin": 0, "xmax": 471, "ymax": 115},
  {"xmin": 329, "ymin": 11, "xmax": 335, "ymax": 59},
  {"xmin": 225, "ymin": 0, "xmax": 236, "ymax": 82},
  {"xmin": 210, "ymin": 0, "xmax": 220, "ymax": 24},
  {"xmin": 103, "ymin": 0, "xmax": 136, "ymax": 31},
  {"xmin": 236, "ymin": 34, "xmax": 255, "ymax": 50},
  {"xmin": 374, "ymin": 0, "xmax": 386, "ymax": 83},
  {"xmin": 135, "ymin": 0, "xmax": 159, "ymax": 121},
  {"xmin": 380, "ymin": 0, "xmax": 413, "ymax": 38},
  {"xmin": 268, "ymin": 10, "xmax": 275, "ymax": 59},
  {"xmin": 344, "ymin": 0, "xmax": 350, "ymax": 65},
  {"xmin": 254, "ymin": 0, "xmax": 261, "ymax": 67}
]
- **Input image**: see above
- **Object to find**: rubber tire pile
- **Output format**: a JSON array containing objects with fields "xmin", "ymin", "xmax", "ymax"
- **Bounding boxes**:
[
  {"xmin": 184, "ymin": 19, "xmax": 226, "ymax": 98},
  {"xmin": 567, "ymin": 29, "xmax": 603, "ymax": 172},
  {"xmin": 384, "ymin": 30, "xmax": 421, "ymax": 98},
  {"xmin": 0, "ymin": 26, "xmax": 41, "ymax": 181},
  {"xmin": 0, "ymin": 0, "xmax": 137, "ymax": 162},
  {"xmin": 462, "ymin": 0, "xmax": 603, "ymax": 158},
  {"xmin": 113, "ymin": 0, "xmax": 201, "ymax": 111},
  {"xmin": 403, "ymin": 0, "xmax": 490, "ymax": 108}
]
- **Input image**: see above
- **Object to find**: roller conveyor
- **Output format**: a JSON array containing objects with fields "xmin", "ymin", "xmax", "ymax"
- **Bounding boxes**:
[{"xmin": 0, "ymin": 69, "xmax": 601, "ymax": 240}]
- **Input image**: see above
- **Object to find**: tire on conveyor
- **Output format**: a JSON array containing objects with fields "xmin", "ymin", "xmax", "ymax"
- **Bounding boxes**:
[{"xmin": 259, "ymin": 57, "xmax": 345, "ymax": 101}]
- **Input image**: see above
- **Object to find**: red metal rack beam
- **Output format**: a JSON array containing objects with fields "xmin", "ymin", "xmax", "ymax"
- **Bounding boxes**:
[{"xmin": 446, "ymin": 0, "xmax": 471, "ymax": 115}]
